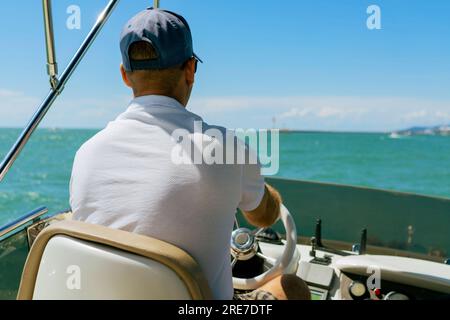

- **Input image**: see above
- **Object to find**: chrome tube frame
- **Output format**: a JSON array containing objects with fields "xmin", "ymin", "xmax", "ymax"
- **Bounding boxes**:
[
  {"xmin": 0, "ymin": 0, "xmax": 121, "ymax": 183},
  {"xmin": 0, "ymin": 207, "xmax": 48, "ymax": 239},
  {"xmin": 42, "ymin": 0, "xmax": 59, "ymax": 89}
]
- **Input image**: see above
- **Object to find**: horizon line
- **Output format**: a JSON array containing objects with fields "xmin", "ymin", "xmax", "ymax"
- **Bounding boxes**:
[{"xmin": 0, "ymin": 126, "xmax": 391, "ymax": 134}]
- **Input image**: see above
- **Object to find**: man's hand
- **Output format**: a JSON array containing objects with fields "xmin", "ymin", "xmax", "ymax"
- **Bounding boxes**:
[{"xmin": 242, "ymin": 183, "xmax": 282, "ymax": 228}]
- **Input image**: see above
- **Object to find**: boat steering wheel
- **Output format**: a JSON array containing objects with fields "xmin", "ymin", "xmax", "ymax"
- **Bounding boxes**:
[{"xmin": 231, "ymin": 204, "xmax": 300, "ymax": 291}]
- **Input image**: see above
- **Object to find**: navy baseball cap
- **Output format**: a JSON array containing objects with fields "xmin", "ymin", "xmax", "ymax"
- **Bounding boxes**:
[{"xmin": 120, "ymin": 8, "xmax": 202, "ymax": 71}]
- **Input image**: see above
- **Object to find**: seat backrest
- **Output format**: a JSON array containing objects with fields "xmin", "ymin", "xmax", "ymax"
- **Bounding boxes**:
[{"xmin": 17, "ymin": 220, "xmax": 212, "ymax": 300}]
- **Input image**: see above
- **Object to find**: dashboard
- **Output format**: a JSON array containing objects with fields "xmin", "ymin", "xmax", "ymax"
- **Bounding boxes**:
[
  {"xmin": 258, "ymin": 241, "xmax": 450, "ymax": 300},
  {"xmin": 340, "ymin": 272, "xmax": 449, "ymax": 300}
]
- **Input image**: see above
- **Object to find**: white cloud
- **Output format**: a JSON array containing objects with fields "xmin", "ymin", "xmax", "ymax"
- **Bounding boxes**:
[
  {"xmin": 1, "ymin": 89, "xmax": 450, "ymax": 131},
  {"xmin": 0, "ymin": 89, "xmax": 40, "ymax": 127},
  {"xmin": 435, "ymin": 111, "xmax": 450, "ymax": 121},
  {"xmin": 279, "ymin": 108, "xmax": 312, "ymax": 119},
  {"xmin": 0, "ymin": 88, "xmax": 130, "ymax": 128},
  {"xmin": 44, "ymin": 96, "xmax": 130, "ymax": 128},
  {"xmin": 0, "ymin": 89, "xmax": 21, "ymax": 97},
  {"xmin": 401, "ymin": 109, "xmax": 450, "ymax": 127},
  {"xmin": 190, "ymin": 96, "xmax": 450, "ymax": 131},
  {"xmin": 403, "ymin": 110, "xmax": 428, "ymax": 121},
  {"xmin": 277, "ymin": 106, "xmax": 366, "ymax": 120},
  {"xmin": 317, "ymin": 107, "xmax": 366, "ymax": 119}
]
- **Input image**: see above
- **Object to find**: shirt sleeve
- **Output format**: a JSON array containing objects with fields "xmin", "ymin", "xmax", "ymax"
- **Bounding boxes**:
[{"xmin": 238, "ymin": 144, "xmax": 266, "ymax": 212}]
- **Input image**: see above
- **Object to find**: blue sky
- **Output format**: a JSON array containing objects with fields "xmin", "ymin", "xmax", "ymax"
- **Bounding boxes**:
[{"xmin": 0, "ymin": 0, "xmax": 449, "ymax": 131}]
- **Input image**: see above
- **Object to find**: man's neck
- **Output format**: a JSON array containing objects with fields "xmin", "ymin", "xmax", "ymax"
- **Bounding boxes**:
[{"xmin": 133, "ymin": 90, "xmax": 187, "ymax": 108}]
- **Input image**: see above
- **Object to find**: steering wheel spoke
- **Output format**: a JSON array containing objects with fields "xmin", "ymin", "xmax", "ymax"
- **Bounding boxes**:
[
  {"xmin": 232, "ymin": 204, "xmax": 299, "ymax": 291},
  {"xmin": 252, "ymin": 228, "xmax": 264, "ymax": 237},
  {"xmin": 231, "ymin": 257, "xmax": 238, "ymax": 269},
  {"xmin": 256, "ymin": 252, "xmax": 277, "ymax": 265},
  {"xmin": 234, "ymin": 217, "xmax": 240, "ymax": 229}
]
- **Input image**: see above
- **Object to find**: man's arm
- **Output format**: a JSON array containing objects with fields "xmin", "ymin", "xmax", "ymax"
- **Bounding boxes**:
[{"xmin": 242, "ymin": 183, "xmax": 282, "ymax": 228}]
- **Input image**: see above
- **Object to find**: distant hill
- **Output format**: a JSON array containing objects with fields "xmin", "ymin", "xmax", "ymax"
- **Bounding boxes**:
[{"xmin": 391, "ymin": 125, "xmax": 450, "ymax": 137}]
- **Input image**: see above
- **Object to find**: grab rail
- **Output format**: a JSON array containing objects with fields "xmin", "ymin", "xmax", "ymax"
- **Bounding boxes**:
[
  {"xmin": 0, "ymin": 0, "xmax": 121, "ymax": 183},
  {"xmin": 43, "ymin": 0, "xmax": 59, "ymax": 89},
  {"xmin": 0, "ymin": 207, "xmax": 48, "ymax": 238}
]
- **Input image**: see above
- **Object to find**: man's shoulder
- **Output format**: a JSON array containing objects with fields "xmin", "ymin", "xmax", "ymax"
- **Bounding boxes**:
[
  {"xmin": 201, "ymin": 122, "xmax": 229, "ymax": 136},
  {"xmin": 75, "ymin": 123, "xmax": 117, "ymax": 157}
]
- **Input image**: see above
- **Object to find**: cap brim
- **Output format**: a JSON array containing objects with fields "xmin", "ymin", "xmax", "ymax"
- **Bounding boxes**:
[{"xmin": 194, "ymin": 53, "xmax": 203, "ymax": 63}]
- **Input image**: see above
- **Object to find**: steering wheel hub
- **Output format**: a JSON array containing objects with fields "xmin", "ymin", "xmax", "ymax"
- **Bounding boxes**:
[
  {"xmin": 231, "ymin": 228, "xmax": 258, "ymax": 260},
  {"xmin": 232, "ymin": 205, "xmax": 300, "ymax": 291}
]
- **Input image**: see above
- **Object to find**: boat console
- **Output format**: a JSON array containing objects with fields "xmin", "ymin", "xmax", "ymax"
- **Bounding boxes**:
[
  {"xmin": 2, "ymin": 205, "xmax": 449, "ymax": 300},
  {"xmin": 251, "ymin": 219, "xmax": 450, "ymax": 300}
]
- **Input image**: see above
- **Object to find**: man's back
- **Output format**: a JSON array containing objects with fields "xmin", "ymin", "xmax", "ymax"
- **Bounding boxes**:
[
  {"xmin": 68, "ymin": 8, "xmax": 310, "ymax": 301},
  {"xmin": 70, "ymin": 95, "xmax": 265, "ymax": 300}
]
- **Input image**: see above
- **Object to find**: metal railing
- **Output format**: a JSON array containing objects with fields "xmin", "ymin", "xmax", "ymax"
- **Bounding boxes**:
[
  {"xmin": 42, "ymin": 0, "xmax": 59, "ymax": 89},
  {"xmin": 0, "ymin": 0, "xmax": 121, "ymax": 183},
  {"xmin": 0, "ymin": 207, "xmax": 48, "ymax": 239}
]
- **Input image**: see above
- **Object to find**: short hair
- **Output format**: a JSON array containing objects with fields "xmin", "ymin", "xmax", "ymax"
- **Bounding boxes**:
[
  {"xmin": 127, "ymin": 41, "xmax": 184, "ymax": 93},
  {"xmin": 128, "ymin": 41, "xmax": 159, "ymax": 61}
]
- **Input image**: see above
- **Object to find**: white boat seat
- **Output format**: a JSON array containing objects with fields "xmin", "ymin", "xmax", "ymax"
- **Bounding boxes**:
[{"xmin": 17, "ymin": 220, "xmax": 212, "ymax": 300}]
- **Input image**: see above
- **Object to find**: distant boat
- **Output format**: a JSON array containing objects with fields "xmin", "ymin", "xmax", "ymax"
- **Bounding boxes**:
[{"xmin": 389, "ymin": 132, "xmax": 403, "ymax": 139}]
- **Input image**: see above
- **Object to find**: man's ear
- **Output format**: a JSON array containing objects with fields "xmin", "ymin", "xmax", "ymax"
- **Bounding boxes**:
[
  {"xmin": 120, "ymin": 64, "xmax": 133, "ymax": 88},
  {"xmin": 184, "ymin": 58, "xmax": 196, "ymax": 86}
]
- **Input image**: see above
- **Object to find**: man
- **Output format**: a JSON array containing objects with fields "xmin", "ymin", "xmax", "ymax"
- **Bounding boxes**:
[{"xmin": 70, "ymin": 8, "xmax": 310, "ymax": 300}]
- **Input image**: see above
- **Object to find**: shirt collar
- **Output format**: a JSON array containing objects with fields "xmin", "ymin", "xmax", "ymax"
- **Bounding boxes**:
[{"xmin": 129, "ymin": 95, "xmax": 186, "ymax": 111}]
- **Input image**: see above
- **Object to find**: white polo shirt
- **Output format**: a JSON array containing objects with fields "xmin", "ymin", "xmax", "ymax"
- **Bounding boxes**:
[{"xmin": 69, "ymin": 95, "xmax": 265, "ymax": 300}]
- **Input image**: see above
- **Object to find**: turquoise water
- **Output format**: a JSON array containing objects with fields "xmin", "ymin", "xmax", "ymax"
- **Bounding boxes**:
[
  {"xmin": 1, "ymin": 128, "xmax": 449, "ymax": 226},
  {"xmin": 277, "ymin": 132, "xmax": 450, "ymax": 198}
]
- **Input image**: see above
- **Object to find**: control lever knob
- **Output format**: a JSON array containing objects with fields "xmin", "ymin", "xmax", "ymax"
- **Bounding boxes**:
[{"xmin": 349, "ymin": 281, "xmax": 368, "ymax": 300}]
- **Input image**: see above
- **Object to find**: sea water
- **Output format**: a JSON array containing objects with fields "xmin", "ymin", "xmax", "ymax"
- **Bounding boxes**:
[{"xmin": 1, "ymin": 128, "xmax": 449, "ymax": 226}]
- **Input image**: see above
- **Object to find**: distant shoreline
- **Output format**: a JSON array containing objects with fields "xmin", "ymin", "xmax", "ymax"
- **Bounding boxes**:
[
  {"xmin": 0, "ymin": 127, "xmax": 389, "ymax": 134},
  {"xmin": 277, "ymin": 129, "xmax": 387, "ymax": 134},
  {"xmin": 2, "ymin": 127, "xmax": 449, "ymax": 136}
]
